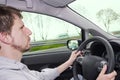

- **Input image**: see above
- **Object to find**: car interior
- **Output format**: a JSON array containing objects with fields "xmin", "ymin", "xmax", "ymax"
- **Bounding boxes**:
[{"xmin": 0, "ymin": 0, "xmax": 120, "ymax": 80}]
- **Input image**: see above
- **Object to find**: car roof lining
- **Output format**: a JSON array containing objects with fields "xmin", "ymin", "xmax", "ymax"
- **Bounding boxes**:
[
  {"xmin": 42, "ymin": 0, "xmax": 76, "ymax": 8},
  {"xmin": 0, "ymin": 0, "xmax": 6, "ymax": 5},
  {"xmin": 0, "ymin": 0, "xmax": 76, "ymax": 8}
]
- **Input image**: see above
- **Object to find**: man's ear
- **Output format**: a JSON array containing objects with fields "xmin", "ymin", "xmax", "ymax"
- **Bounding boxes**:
[{"xmin": 0, "ymin": 32, "xmax": 12, "ymax": 44}]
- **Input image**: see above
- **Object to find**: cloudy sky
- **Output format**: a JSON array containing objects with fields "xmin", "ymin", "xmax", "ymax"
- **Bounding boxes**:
[{"xmin": 70, "ymin": 0, "xmax": 120, "ymax": 32}]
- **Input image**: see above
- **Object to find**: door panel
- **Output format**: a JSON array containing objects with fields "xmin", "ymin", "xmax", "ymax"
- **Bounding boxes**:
[{"xmin": 22, "ymin": 50, "xmax": 72, "ymax": 80}]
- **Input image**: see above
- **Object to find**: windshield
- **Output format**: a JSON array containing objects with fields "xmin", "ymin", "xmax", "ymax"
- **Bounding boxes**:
[{"xmin": 69, "ymin": 0, "xmax": 120, "ymax": 38}]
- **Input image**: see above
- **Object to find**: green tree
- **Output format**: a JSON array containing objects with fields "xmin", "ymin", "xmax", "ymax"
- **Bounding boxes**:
[{"xmin": 96, "ymin": 8, "xmax": 120, "ymax": 32}]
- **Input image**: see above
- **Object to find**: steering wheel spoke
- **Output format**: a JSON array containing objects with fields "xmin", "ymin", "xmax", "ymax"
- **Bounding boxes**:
[{"xmin": 76, "ymin": 56, "xmax": 84, "ymax": 65}]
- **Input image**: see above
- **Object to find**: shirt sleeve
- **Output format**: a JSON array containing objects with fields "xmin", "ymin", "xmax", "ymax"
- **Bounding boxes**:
[{"xmin": 30, "ymin": 68, "xmax": 60, "ymax": 80}]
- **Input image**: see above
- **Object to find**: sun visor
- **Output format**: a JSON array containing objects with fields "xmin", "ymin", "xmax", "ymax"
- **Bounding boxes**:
[{"xmin": 42, "ymin": 0, "xmax": 76, "ymax": 8}]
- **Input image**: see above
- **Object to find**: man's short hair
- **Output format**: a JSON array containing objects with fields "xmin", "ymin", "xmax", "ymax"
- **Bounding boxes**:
[{"xmin": 0, "ymin": 5, "xmax": 22, "ymax": 34}]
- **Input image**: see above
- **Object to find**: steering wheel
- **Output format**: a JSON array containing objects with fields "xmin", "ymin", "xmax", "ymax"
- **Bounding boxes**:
[{"xmin": 73, "ymin": 36, "xmax": 115, "ymax": 80}]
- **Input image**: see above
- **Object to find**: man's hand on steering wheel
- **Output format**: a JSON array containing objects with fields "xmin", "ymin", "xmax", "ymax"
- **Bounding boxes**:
[{"xmin": 96, "ymin": 65, "xmax": 117, "ymax": 80}]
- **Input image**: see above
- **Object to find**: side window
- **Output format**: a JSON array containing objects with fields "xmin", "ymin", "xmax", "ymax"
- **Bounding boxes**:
[{"xmin": 22, "ymin": 12, "xmax": 81, "ymax": 54}]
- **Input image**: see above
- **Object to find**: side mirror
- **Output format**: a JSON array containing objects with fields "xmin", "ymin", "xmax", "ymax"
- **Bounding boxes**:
[{"xmin": 67, "ymin": 40, "xmax": 82, "ymax": 51}]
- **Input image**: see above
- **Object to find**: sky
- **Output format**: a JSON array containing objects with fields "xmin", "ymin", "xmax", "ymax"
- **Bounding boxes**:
[
  {"xmin": 70, "ymin": 0, "xmax": 120, "ymax": 32},
  {"xmin": 22, "ymin": 13, "xmax": 81, "ymax": 41}
]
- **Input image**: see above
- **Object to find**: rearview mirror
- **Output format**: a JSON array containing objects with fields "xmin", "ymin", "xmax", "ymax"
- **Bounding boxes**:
[{"xmin": 67, "ymin": 40, "xmax": 82, "ymax": 51}]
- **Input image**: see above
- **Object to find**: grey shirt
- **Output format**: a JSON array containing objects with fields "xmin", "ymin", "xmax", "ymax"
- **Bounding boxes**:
[{"xmin": 0, "ymin": 57, "xmax": 60, "ymax": 80}]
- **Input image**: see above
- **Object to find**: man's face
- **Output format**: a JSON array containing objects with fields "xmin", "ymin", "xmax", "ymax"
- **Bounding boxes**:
[{"xmin": 10, "ymin": 15, "xmax": 32, "ymax": 52}]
